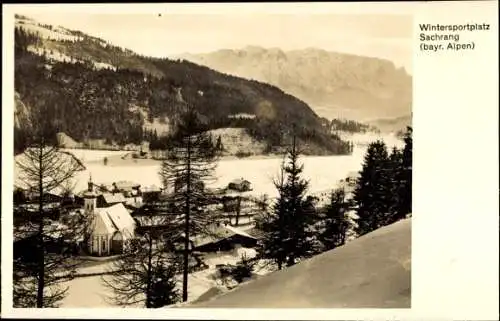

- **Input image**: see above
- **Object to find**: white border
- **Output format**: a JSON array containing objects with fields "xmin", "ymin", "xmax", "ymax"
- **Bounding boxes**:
[{"xmin": 2, "ymin": 2, "xmax": 499, "ymax": 320}]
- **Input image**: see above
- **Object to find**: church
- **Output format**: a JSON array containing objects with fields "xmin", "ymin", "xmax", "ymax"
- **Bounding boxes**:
[{"xmin": 82, "ymin": 177, "xmax": 136, "ymax": 256}]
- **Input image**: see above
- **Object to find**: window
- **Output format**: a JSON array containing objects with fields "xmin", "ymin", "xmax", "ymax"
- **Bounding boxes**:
[{"xmin": 102, "ymin": 239, "xmax": 106, "ymax": 252}]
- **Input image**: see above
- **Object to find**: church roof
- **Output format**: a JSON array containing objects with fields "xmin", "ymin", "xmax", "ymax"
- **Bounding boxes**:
[{"xmin": 93, "ymin": 203, "xmax": 136, "ymax": 238}]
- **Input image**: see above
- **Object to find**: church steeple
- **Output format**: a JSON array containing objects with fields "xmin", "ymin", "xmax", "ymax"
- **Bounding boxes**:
[
  {"xmin": 88, "ymin": 173, "xmax": 93, "ymax": 192},
  {"xmin": 84, "ymin": 172, "xmax": 97, "ymax": 215}
]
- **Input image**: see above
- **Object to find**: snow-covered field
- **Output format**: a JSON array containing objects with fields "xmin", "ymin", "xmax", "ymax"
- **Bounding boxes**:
[
  {"xmin": 60, "ymin": 149, "xmax": 130, "ymax": 163},
  {"xmin": 68, "ymin": 132, "xmax": 402, "ymax": 198},
  {"xmin": 71, "ymin": 153, "xmax": 360, "ymax": 197}
]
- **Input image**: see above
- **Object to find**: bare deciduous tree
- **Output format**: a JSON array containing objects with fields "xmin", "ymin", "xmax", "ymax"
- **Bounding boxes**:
[
  {"xmin": 101, "ymin": 214, "xmax": 181, "ymax": 308},
  {"xmin": 13, "ymin": 103, "xmax": 86, "ymax": 308}
]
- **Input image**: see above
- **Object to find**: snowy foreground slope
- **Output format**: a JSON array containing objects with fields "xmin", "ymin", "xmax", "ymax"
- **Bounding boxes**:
[{"xmin": 188, "ymin": 219, "xmax": 411, "ymax": 308}]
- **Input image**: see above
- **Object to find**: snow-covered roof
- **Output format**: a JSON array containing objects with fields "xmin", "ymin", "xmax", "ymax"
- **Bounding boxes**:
[
  {"xmin": 93, "ymin": 203, "xmax": 135, "ymax": 239},
  {"xmin": 229, "ymin": 178, "xmax": 251, "ymax": 185},
  {"xmin": 223, "ymin": 190, "xmax": 253, "ymax": 198},
  {"xmin": 101, "ymin": 192, "xmax": 126, "ymax": 204},
  {"xmin": 114, "ymin": 180, "xmax": 140, "ymax": 190},
  {"xmin": 245, "ymin": 227, "xmax": 266, "ymax": 240},
  {"xmin": 191, "ymin": 224, "xmax": 255, "ymax": 248},
  {"xmin": 224, "ymin": 225, "xmax": 256, "ymax": 239},
  {"xmin": 142, "ymin": 185, "xmax": 161, "ymax": 193},
  {"xmin": 134, "ymin": 215, "xmax": 172, "ymax": 227}
]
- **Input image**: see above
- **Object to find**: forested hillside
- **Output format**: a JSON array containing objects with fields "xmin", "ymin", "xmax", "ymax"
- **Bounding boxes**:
[{"xmin": 14, "ymin": 15, "xmax": 351, "ymax": 156}]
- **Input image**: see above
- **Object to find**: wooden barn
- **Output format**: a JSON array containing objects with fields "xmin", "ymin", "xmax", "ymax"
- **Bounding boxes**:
[
  {"xmin": 227, "ymin": 178, "xmax": 252, "ymax": 192},
  {"xmin": 191, "ymin": 224, "xmax": 257, "ymax": 253}
]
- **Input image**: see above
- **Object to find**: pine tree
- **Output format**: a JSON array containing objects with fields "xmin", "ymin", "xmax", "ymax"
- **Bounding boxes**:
[
  {"xmin": 256, "ymin": 157, "xmax": 287, "ymax": 270},
  {"xmin": 353, "ymin": 140, "xmax": 391, "ymax": 236},
  {"xmin": 158, "ymin": 105, "xmax": 219, "ymax": 302},
  {"xmin": 385, "ymin": 127, "xmax": 412, "ymax": 225},
  {"xmin": 400, "ymin": 127, "xmax": 413, "ymax": 216},
  {"xmin": 215, "ymin": 135, "xmax": 224, "ymax": 154},
  {"xmin": 318, "ymin": 187, "xmax": 351, "ymax": 251},
  {"xmin": 385, "ymin": 146, "xmax": 404, "ymax": 225},
  {"xmin": 257, "ymin": 135, "xmax": 317, "ymax": 269}
]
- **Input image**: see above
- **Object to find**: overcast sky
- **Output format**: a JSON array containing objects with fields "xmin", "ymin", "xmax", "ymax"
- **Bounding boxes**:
[{"xmin": 22, "ymin": 13, "xmax": 413, "ymax": 73}]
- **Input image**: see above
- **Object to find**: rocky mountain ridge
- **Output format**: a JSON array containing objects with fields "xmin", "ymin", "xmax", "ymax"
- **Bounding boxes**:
[{"xmin": 179, "ymin": 46, "xmax": 412, "ymax": 122}]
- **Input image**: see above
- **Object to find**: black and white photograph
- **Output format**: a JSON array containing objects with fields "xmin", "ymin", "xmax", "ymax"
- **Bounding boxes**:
[{"xmin": 2, "ymin": 2, "xmax": 497, "ymax": 318}]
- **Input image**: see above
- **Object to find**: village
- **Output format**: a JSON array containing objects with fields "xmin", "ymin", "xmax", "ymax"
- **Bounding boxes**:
[
  {"xmin": 15, "ymin": 175, "xmax": 257, "ymax": 255},
  {"xmin": 13, "ymin": 148, "xmax": 362, "ymax": 305}
]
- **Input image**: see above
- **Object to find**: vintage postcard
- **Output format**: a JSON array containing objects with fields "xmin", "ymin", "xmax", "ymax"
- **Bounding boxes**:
[{"xmin": 1, "ymin": 2, "xmax": 498, "ymax": 320}]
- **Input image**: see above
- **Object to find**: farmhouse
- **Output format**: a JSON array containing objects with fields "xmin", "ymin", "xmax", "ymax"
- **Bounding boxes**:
[
  {"xmin": 227, "ymin": 178, "xmax": 252, "ymax": 192},
  {"xmin": 190, "ymin": 224, "xmax": 257, "ymax": 253},
  {"xmin": 15, "ymin": 187, "xmax": 65, "ymax": 204},
  {"xmin": 141, "ymin": 185, "xmax": 162, "ymax": 203},
  {"xmin": 113, "ymin": 180, "xmax": 141, "ymax": 193}
]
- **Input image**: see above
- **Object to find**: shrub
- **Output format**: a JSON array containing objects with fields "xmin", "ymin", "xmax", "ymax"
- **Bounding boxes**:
[
  {"xmin": 235, "ymin": 150, "xmax": 251, "ymax": 158},
  {"xmin": 230, "ymin": 253, "xmax": 256, "ymax": 283}
]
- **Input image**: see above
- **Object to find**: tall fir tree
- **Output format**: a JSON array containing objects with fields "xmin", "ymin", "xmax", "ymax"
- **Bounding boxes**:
[
  {"xmin": 158, "ymin": 105, "xmax": 218, "ymax": 302},
  {"xmin": 256, "ymin": 157, "xmax": 287, "ymax": 270},
  {"xmin": 385, "ymin": 127, "xmax": 412, "ymax": 225},
  {"xmin": 400, "ymin": 127, "xmax": 413, "ymax": 216},
  {"xmin": 353, "ymin": 139, "xmax": 392, "ymax": 236},
  {"xmin": 257, "ymin": 135, "xmax": 317, "ymax": 269},
  {"xmin": 385, "ymin": 146, "xmax": 404, "ymax": 225},
  {"xmin": 318, "ymin": 187, "xmax": 351, "ymax": 251}
]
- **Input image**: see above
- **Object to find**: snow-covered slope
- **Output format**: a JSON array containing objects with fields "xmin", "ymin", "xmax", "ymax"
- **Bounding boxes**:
[
  {"xmin": 16, "ymin": 15, "xmax": 117, "ymax": 71},
  {"xmin": 189, "ymin": 218, "xmax": 411, "ymax": 308},
  {"xmin": 16, "ymin": 15, "xmax": 83, "ymax": 42}
]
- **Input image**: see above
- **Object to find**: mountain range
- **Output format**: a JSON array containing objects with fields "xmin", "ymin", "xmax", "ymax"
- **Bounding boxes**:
[
  {"xmin": 179, "ymin": 46, "xmax": 412, "ymax": 122},
  {"xmin": 13, "ymin": 15, "xmax": 353, "ymax": 156},
  {"xmin": 13, "ymin": 15, "xmax": 410, "ymax": 157}
]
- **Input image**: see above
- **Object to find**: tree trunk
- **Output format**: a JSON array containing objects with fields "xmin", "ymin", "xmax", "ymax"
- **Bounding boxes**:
[
  {"xmin": 182, "ymin": 136, "xmax": 192, "ymax": 302},
  {"xmin": 235, "ymin": 196, "xmax": 241, "ymax": 226},
  {"xmin": 36, "ymin": 144, "xmax": 45, "ymax": 308},
  {"xmin": 145, "ymin": 234, "xmax": 153, "ymax": 308}
]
